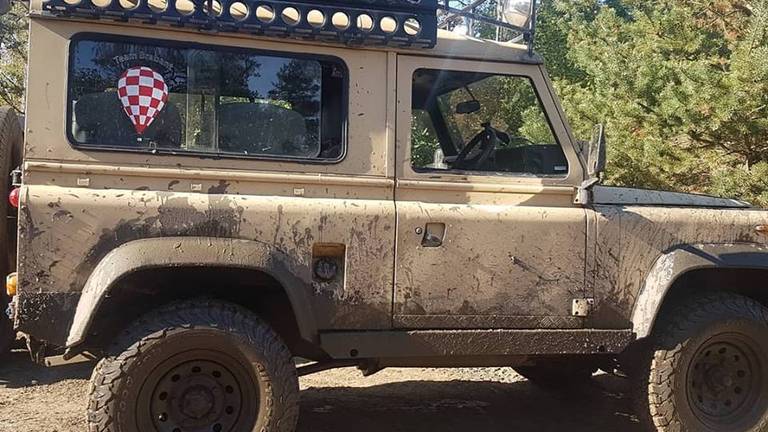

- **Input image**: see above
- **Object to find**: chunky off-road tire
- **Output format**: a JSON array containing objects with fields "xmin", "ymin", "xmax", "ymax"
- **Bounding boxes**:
[
  {"xmin": 514, "ymin": 360, "xmax": 596, "ymax": 388},
  {"xmin": 0, "ymin": 106, "xmax": 22, "ymax": 356},
  {"xmin": 633, "ymin": 293, "xmax": 768, "ymax": 432},
  {"xmin": 87, "ymin": 300, "xmax": 300, "ymax": 432}
]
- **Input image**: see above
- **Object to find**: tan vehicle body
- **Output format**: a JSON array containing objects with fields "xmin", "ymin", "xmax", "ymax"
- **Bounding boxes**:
[{"xmin": 13, "ymin": 5, "xmax": 768, "ymax": 365}]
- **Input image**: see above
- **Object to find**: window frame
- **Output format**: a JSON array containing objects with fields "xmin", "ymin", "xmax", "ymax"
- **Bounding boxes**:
[
  {"xmin": 409, "ymin": 67, "xmax": 569, "ymax": 179},
  {"xmin": 66, "ymin": 32, "xmax": 350, "ymax": 165}
]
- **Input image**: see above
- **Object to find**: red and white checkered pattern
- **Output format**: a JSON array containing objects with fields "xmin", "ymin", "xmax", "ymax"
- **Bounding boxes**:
[{"xmin": 117, "ymin": 66, "xmax": 169, "ymax": 134}]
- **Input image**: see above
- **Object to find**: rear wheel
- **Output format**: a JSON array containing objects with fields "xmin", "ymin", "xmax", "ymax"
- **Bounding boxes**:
[
  {"xmin": 87, "ymin": 300, "xmax": 300, "ymax": 432},
  {"xmin": 0, "ymin": 106, "xmax": 22, "ymax": 356},
  {"xmin": 633, "ymin": 293, "xmax": 768, "ymax": 432}
]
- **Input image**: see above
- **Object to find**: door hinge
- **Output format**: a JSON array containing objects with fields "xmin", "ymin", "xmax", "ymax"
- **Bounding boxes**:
[
  {"xmin": 572, "ymin": 298, "xmax": 594, "ymax": 317},
  {"xmin": 10, "ymin": 168, "xmax": 21, "ymax": 187},
  {"xmin": 573, "ymin": 178, "xmax": 599, "ymax": 206}
]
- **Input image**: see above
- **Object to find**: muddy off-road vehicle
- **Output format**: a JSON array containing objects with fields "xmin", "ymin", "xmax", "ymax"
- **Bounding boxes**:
[{"xmin": 1, "ymin": 0, "xmax": 767, "ymax": 430}]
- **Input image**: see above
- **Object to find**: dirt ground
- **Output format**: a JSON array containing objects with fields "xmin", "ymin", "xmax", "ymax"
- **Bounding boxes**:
[{"xmin": 0, "ymin": 349, "xmax": 642, "ymax": 432}]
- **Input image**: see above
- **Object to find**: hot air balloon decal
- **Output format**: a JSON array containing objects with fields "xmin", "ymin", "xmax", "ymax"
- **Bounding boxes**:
[{"xmin": 117, "ymin": 66, "xmax": 169, "ymax": 135}]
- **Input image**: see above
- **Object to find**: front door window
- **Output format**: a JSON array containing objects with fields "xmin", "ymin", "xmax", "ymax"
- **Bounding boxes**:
[{"xmin": 410, "ymin": 68, "xmax": 568, "ymax": 176}]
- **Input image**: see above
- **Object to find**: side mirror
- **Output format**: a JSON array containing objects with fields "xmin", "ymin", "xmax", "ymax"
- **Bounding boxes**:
[
  {"xmin": 587, "ymin": 123, "xmax": 606, "ymax": 178},
  {"xmin": 0, "ymin": 0, "xmax": 10, "ymax": 15},
  {"xmin": 456, "ymin": 100, "xmax": 481, "ymax": 115}
]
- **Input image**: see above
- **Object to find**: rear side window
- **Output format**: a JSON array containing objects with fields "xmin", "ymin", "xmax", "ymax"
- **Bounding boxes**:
[{"xmin": 68, "ymin": 36, "xmax": 346, "ymax": 161}]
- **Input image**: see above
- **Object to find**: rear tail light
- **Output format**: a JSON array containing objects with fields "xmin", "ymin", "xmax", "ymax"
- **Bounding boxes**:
[{"xmin": 8, "ymin": 187, "xmax": 19, "ymax": 208}]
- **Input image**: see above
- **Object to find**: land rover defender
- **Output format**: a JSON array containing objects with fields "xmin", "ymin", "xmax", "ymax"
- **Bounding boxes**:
[{"xmin": 1, "ymin": 0, "xmax": 767, "ymax": 431}]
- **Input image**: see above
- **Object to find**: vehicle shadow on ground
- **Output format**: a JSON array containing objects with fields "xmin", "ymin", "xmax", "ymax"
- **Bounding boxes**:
[
  {"xmin": 0, "ymin": 350, "xmax": 93, "ymax": 388},
  {"xmin": 298, "ymin": 375, "xmax": 642, "ymax": 432}
]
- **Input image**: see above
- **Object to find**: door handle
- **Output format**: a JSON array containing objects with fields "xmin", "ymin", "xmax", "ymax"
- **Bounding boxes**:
[{"xmin": 420, "ymin": 223, "xmax": 446, "ymax": 247}]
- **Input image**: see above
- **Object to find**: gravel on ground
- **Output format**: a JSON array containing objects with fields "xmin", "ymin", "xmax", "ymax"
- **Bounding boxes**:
[{"xmin": 0, "ymin": 350, "xmax": 641, "ymax": 432}]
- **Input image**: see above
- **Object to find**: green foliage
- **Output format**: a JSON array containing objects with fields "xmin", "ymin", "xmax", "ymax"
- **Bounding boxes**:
[
  {"xmin": 536, "ymin": 0, "xmax": 768, "ymax": 206},
  {"xmin": 411, "ymin": 109, "xmax": 440, "ymax": 167},
  {"xmin": 440, "ymin": 76, "xmax": 553, "ymax": 144},
  {"xmin": 268, "ymin": 59, "xmax": 320, "ymax": 117},
  {"xmin": 0, "ymin": 1, "xmax": 27, "ymax": 113},
  {"xmin": 709, "ymin": 161, "xmax": 768, "ymax": 206}
]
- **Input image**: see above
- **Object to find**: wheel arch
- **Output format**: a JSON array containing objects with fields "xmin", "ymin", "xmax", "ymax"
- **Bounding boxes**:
[
  {"xmin": 632, "ymin": 243, "xmax": 768, "ymax": 339},
  {"xmin": 66, "ymin": 237, "xmax": 319, "ymax": 353}
]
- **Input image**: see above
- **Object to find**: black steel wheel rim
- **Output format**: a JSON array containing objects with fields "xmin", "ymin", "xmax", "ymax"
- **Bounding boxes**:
[
  {"xmin": 138, "ymin": 349, "xmax": 258, "ymax": 432},
  {"xmin": 686, "ymin": 332, "xmax": 767, "ymax": 429}
]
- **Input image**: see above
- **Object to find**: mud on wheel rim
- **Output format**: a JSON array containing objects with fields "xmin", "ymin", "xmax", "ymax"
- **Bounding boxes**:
[
  {"xmin": 138, "ymin": 349, "xmax": 259, "ymax": 432},
  {"xmin": 686, "ymin": 332, "xmax": 768, "ymax": 430}
]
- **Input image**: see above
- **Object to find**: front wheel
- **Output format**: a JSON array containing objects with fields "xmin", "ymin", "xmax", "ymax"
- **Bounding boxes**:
[
  {"xmin": 87, "ymin": 300, "xmax": 299, "ymax": 432},
  {"xmin": 633, "ymin": 293, "xmax": 768, "ymax": 432}
]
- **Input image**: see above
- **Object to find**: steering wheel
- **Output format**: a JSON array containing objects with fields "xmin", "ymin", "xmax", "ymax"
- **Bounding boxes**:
[{"xmin": 453, "ymin": 122, "xmax": 501, "ymax": 170}]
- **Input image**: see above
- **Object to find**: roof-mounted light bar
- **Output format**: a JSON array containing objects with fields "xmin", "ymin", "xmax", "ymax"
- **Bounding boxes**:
[
  {"xmin": 40, "ymin": 0, "xmax": 538, "ymax": 51},
  {"xmin": 41, "ymin": 0, "xmax": 439, "ymax": 47}
]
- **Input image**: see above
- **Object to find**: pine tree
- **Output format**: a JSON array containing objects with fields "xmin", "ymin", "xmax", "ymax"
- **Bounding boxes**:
[
  {"xmin": 0, "ymin": 1, "xmax": 27, "ymax": 113},
  {"xmin": 537, "ymin": 0, "xmax": 768, "ymax": 205}
]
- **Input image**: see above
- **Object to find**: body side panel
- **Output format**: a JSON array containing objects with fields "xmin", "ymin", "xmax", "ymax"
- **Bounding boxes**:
[
  {"xmin": 632, "ymin": 242, "xmax": 768, "ymax": 338},
  {"xmin": 24, "ymin": 19, "xmax": 391, "ymax": 176},
  {"xmin": 17, "ymin": 182, "xmax": 396, "ymax": 346},
  {"xmin": 18, "ymin": 19, "xmax": 398, "ymax": 346},
  {"xmin": 66, "ymin": 237, "xmax": 320, "ymax": 347},
  {"xmin": 590, "ymin": 205, "xmax": 768, "ymax": 330},
  {"xmin": 593, "ymin": 186, "xmax": 749, "ymax": 208}
]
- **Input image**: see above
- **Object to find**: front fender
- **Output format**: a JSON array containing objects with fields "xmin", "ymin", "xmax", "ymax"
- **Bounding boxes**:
[
  {"xmin": 66, "ymin": 237, "xmax": 317, "ymax": 348},
  {"xmin": 632, "ymin": 242, "xmax": 768, "ymax": 338}
]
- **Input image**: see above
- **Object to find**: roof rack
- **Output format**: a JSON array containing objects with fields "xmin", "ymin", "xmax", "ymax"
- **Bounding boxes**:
[
  {"xmin": 41, "ymin": 0, "xmax": 438, "ymax": 47},
  {"xmin": 40, "ymin": 0, "xmax": 537, "ymax": 50},
  {"xmin": 437, "ymin": 0, "xmax": 536, "ymax": 45}
]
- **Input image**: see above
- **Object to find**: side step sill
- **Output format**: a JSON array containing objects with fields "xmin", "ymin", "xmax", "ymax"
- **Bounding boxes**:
[{"xmin": 320, "ymin": 329, "xmax": 635, "ymax": 360}]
